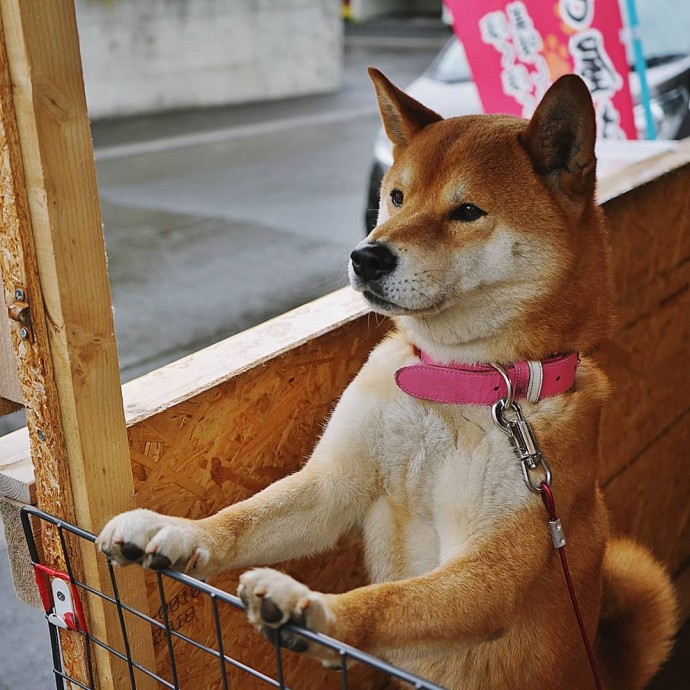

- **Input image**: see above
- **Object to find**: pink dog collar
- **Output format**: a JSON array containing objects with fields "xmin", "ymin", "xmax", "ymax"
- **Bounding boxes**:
[{"xmin": 395, "ymin": 350, "xmax": 579, "ymax": 405}]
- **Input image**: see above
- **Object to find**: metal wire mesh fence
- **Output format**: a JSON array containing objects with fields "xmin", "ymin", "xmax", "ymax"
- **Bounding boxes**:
[{"xmin": 20, "ymin": 506, "xmax": 446, "ymax": 690}]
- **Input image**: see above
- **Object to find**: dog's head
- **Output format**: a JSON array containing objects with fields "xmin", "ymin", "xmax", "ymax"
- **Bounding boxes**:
[{"xmin": 349, "ymin": 69, "xmax": 613, "ymax": 363}]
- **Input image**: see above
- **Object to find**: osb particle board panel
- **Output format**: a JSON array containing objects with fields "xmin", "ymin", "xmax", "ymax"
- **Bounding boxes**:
[
  {"xmin": 127, "ymin": 314, "xmax": 390, "ymax": 688},
  {"xmin": 605, "ymin": 165, "xmax": 690, "ymax": 311},
  {"xmin": 127, "ymin": 316, "xmax": 389, "ymax": 519},
  {"xmin": 595, "ymin": 163, "xmax": 690, "ymax": 484},
  {"xmin": 0, "ymin": 283, "xmax": 22, "ymax": 405},
  {"xmin": 596, "ymin": 264, "xmax": 690, "ymax": 483},
  {"xmin": 604, "ymin": 409, "xmax": 690, "ymax": 577}
]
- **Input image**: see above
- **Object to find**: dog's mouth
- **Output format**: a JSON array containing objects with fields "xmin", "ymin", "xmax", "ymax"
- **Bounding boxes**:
[
  {"xmin": 362, "ymin": 289, "xmax": 443, "ymax": 316},
  {"xmin": 362, "ymin": 290, "xmax": 402, "ymax": 312}
]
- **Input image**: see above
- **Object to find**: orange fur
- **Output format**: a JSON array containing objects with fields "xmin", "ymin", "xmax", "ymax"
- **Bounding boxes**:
[{"xmin": 97, "ymin": 72, "xmax": 679, "ymax": 689}]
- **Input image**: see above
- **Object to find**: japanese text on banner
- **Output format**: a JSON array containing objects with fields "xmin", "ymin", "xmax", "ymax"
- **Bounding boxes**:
[{"xmin": 446, "ymin": 0, "xmax": 637, "ymax": 139}]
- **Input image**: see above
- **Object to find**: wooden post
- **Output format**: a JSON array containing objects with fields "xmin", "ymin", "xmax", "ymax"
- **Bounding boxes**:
[{"xmin": 0, "ymin": 1, "xmax": 156, "ymax": 687}]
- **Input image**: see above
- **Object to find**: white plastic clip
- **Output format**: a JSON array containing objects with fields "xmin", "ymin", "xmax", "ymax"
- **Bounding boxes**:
[{"xmin": 46, "ymin": 578, "xmax": 78, "ymax": 631}]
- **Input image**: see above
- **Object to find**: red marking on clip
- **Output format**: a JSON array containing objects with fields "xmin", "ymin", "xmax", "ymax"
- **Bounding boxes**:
[{"xmin": 32, "ymin": 563, "xmax": 88, "ymax": 633}]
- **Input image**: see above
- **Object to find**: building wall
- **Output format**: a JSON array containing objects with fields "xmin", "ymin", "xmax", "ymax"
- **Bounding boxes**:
[{"xmin": 76, "ymin": 0, "xmax": 342, "ymax": 120}]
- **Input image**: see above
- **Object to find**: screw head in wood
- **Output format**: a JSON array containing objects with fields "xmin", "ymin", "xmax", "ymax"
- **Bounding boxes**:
[
  {"xmin": 19, "ymin": 326, "xmax": 30, "ymax": 339},
  {"xmin": 14, "ymin": 288, "xmax": 25, "ymax": 301}
]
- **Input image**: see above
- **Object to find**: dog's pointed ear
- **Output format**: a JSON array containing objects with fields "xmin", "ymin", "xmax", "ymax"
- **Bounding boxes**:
[
  {"xmin": 520, "ymin": 75, "xmax": 596, "ymax": 202},
  {"xmin": 369, "ymin": 67, "xmax": 443, "ymax": 149}
]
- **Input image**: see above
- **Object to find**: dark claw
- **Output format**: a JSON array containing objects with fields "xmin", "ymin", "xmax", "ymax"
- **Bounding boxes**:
[
  {"xmin": 148, "ymin": 553, "xmax": 172, "ymax": 570},
  {"xmin": 279, "ymin": 631, "xmax": 309, "ymax": 653},
  {"xmin": 291, "ymin": 609, "xmax": 307, "ymax": 627},
  {"xmin": 261, "ymin": 626, "xmax": 279, "ymax": 645},
  {"xmin": 260, "ymin": 597, "xmax": 284, "ymax": 624},
  {"xmin": 120, "ymin": 542, "xmax": 145, "ymax": 562},
  {"xmin": 260, "ymin": 626, "xmax": 308, "ymax": 653}
]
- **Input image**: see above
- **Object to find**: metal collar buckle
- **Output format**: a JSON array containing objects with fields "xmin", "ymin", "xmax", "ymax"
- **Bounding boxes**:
[{"xmin": 490, "ymin": 363, "xmax": 552, "ymax": 494}]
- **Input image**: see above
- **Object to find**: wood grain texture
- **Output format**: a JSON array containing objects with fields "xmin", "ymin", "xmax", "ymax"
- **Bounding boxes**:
[
  {"xmin": 0, "ymin": 0, "xmax": 155, "ymax": 686},
  {"xmin": 596, "ymin": 164, "xmax": 690, "ymax": 484},
  {"xmin": 0, "ymin": 4, "xmax": 91, "ymax": 681},
  {"xmin": 604, "ymin": 410, "xmax": 690, "ymax": 575}
]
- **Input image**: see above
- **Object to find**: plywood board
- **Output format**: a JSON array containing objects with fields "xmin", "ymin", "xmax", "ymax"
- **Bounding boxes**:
[
  {"xmin": 604, "ymin": 411, "xmax": 690, "ymax": 576},
  {"xmin": 596, "ymin": 265, "xmax": 690, "ymax": 483}
]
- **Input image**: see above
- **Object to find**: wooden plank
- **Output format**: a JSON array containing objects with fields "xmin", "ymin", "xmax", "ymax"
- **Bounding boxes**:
[
  {"xmin": 123, "ymin": 287, "xmax": 370, "ymax": 425},
  {"xmin": 595, "ymin": 161, "xmax": 690, "ymax": 482},
  {"xmin": 596, "ymin": 267, "xmax": 690, "ymax": 483},
  {"xmin": 0, "ymin": 3, "xmax": 91, "ymax": 680},
  {"xmin": 604, "ymin": 410, "xmax": 690, "ymax": 578},
  {"xmin": 605, "ymin": 164, "xmax": 690, "ymax": 319},
  {"xmin": 597, "ymin": 136, "xmax": 690, "ymax": 204},
  {"xmin": 0, "ymin": 0, "xmax": 155, "ymax": 687}
]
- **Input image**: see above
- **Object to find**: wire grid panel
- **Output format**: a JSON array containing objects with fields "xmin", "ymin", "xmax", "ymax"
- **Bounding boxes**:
[{"xmin": 21, "ymin": 506, "xmax": 447, "ymax": 690}]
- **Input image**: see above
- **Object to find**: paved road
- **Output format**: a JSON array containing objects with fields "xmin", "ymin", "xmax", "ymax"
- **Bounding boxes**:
[
  {"xmin": 95, "ymin": 26, "xmax": 450, "ymax": 381},
  {"xmin": 0, "ymin": 21, "xmax": 448, "ymax": 689}
]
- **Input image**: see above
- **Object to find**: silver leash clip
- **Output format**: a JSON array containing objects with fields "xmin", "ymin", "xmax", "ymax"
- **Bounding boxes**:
[
  {"xmin": 548, "ymin": 518, "xmax": 566, "ymax": 549},
  {"xmin": 490, "ymin": 363, "xmax": 553, "ymax": 494}
]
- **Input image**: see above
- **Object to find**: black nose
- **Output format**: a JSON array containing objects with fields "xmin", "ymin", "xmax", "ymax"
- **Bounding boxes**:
[{"xmin": 350, "ymin": 243, "xmax": 398, "ymax": 282}]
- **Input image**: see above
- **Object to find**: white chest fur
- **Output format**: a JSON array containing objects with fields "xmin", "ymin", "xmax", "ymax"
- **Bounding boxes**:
[{"xmin": 336, "ymin": 336, "xmax": 533, "ymax": 584}]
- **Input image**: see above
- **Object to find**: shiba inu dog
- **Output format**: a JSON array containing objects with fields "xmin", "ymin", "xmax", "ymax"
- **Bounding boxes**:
[{"xmin": 97, "ymin": 71, "xmax": 678, "ymax": 689}]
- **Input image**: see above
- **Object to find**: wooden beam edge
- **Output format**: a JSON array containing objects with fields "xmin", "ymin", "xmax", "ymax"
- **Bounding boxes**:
[
  {"xmin": 121, "ymin": 287, "xmax": 370, "ymax": 424},
  {"xmin": 597, "ymin": 137, "xmax": 690, "ymax": 204}
]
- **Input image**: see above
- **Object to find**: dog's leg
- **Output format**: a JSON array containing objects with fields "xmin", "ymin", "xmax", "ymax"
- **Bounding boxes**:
[
  {"xmin": 239, "ymin": 506, "xmax": 553, "ymax": 665},
  {"xmin": 96, "ymin": 428, "xmax": 377, "ymax": 579},
  {"xmin": 97, "ymin": 377, "xmax": 384, "ymax": 578}
]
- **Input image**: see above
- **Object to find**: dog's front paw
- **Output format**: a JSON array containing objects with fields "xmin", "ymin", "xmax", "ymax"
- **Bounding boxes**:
[
  {"xmin": 96, "ymin": 509, "xmax": 210, "ymax": 576},
  {"xmin": 238, "ymin": 568, "xmax": 337, "ymax": 662}
]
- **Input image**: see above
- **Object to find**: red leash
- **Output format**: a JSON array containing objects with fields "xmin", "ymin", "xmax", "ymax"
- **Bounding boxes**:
[
  {"xmin": 539, "ymin": 483, "xmax": 603, "ymax": 690},
  {"xmin": 466, "ymin": 364, "xmax": 601, "ymax": 688}
]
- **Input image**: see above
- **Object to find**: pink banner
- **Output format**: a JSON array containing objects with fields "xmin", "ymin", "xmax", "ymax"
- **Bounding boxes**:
[{"xmin": 445, "ymin": 0, "xmax": 637, "ymax": 139}]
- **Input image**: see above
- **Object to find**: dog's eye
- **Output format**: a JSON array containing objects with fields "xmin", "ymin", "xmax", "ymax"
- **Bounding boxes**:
[
  {"xmin": 390, "ymin": 189, "xmax": 404, "ymax": 207},
  {"xmin": 449, "ymin": 204, "xmax": 486, "ymax": 222}
]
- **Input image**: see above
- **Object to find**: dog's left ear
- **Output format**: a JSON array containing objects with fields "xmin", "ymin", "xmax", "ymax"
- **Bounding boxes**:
[
  {"xmin": 520, "ymin": 74, "xmax": 596, "ymax": 204},
  {"xmin": 368, "ymin": 67, "xmax": 443, "ymax": 149}
]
